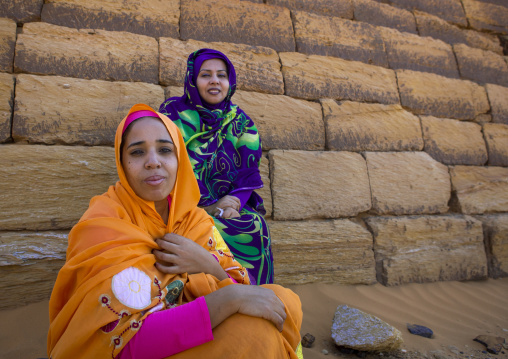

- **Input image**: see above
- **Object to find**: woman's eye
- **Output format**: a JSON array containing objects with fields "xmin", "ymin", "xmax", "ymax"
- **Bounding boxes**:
[
  {"xmin": 219, "ymin": 74, "xmax": 227, "ymax": 78},
  {"xmin": 130, "ymin": 149, "xmax": 143, "ymax": 156},
  {"xmin": 160, "ymin": 147, "xmax": 173, "ymax": 154}
]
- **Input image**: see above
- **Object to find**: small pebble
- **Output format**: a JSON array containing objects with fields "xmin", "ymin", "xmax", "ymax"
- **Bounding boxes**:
[
  {"xmin": 301, "ymin": 333, "xmax": 315, "ymax": 348},
  {"xmin": 322, "ymin": 349, "xmax": 329, "ymax": 355}
]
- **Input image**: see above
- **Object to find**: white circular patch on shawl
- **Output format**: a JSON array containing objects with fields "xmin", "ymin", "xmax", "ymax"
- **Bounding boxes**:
[{"xmin": 112, "ymin": 267, "xmax": 152, "ymax": 310}]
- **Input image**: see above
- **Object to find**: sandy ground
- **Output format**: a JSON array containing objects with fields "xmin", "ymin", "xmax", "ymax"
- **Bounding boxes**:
[{"xmin": 1, "ymin": 278, "xmax": 507, "ymax": 359}]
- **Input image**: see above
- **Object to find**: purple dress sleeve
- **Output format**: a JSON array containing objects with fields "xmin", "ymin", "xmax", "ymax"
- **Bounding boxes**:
[
  {"xmin": 116, "ymin": 297, "xmax": 213, "ymax": 359},
  {"xmin": 229, "ymin": 189, "xmax": 253, "ymax": 211}
]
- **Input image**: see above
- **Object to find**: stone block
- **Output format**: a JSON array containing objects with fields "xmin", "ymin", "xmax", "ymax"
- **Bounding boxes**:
[
  {"xmin": 421, "ymin": 116, "xmax": 488, "ymax": 165},
  {"xmin": 365, "ymin": 215, "xmax": 488, "ymax": 285},
  {"xmin": 280, "ymin": 52, "xmax": 399, "ymax": 104},
  {"xmin": 321, "ymin": 99, "xmax": 423, "ymax": 151},
  {"xmin": 0, "ymin": 72, "xmax": 14, "ymax": 143},
  {"xmin": 450, "ymin": 165, "xmax": 508, "ymax": 214},
  {"xmin": 0, "ymin": 231, "xmax": 67, "ymax": 309},
  {"xmin": 180, "ymin": 0, "xmax": 295, "ymax": 52},
  {"xmin": 12, "ymin": 74, "xmax": 164, "ymax": 145},
  {"xmin": 14, "ymin": 22, "xmax": 158, "ymax": 83},
  {"xmin": 365, "ymin": 152, "xmax": 450, "ymax": 215},
  {"xmin": 454, "ymin": 44, "xmax": 508, "ymax": 86},
  {"xmin": 258, "ymin": 155, "xmax": 272, "ymax": 217},
  {"xmin": 269, "ymin": 150, "xmax": 371, "ymax": 220},
  {"xmin": 269, "ymin": 219, "xmax": 376, "ymax": 285},
  {"xmin": 462, "ymin": 0, "xmax": 508, "ymax": 34},
  {"xmin": 487, "ymin": 84, "xmax": 508, "ymax": 124},
  {"xmin": 159, "ymin": 38, "xmax": 284, "ymax": 95},
  {"xmin": 292, "ymin": 11, "xmax": 388, "ymax": 67},
  {"xmin": 266, "ymin": 0, "xmax": 353, "ymax": 19},
  {"xmin": 415, "ymin": 11, "xmax": 466, "ymax": 46},
  {"xmin": 163, "ymin": 86, "xmax": 184, "ymax": 100},
  {"xmin": 353, "ymin": 0, "xmax": 417, "ymax": 34},
  {"xmin": 0, "ymin": 0, "xmax": 43, "ymax": 23},
  {"xmin": 483, "ymin": 123, "xmax": 508, "ymax": 166},
  {"xmin": 397, "ymin": 69, "xmax": 490, "ymax": 120},
  {"xmin": 389, "ymin": 0, "xmax": 467, "ymax": 27},
  {"xmin": 380, "ymin": 26, "xmax": 459, "ymax": 78},
  {"xmin": 41, "ymin": 0, "xmax": 179, "ymax": 38},
  {"xmin": 0, "ymin": 145, "xmax": 117, "ymax": 230},
  {"xmin": 0, "ymin": 18, "xmax": 16, "ymax": 72},
  {"xmin": 234, "ymin": 90, "xmax": 324, "ymax": 151},
  {"xmin": 477, "ymin": 214, "xmax": 508, "ymax": 278},
  {"xmin": 464, "ymin": 29, "xmax": 503, "ymax": 55}
]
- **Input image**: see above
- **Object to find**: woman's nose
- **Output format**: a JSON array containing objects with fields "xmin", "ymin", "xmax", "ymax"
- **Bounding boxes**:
[
  {"xmin": 210, "ymin": 74, "xmax": 219, "ymax": 84},
  {"xmin": 145, "ymin": 152, "xmax": 161, "ymax": 169}
]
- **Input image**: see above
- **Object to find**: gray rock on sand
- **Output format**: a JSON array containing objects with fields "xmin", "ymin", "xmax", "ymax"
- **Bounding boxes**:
[
  {"xmin": 331, "ymin": 305, "xmax": 404, "ymax": 352},
  {"xmin": 473, "ymin": 335, "xmax": 506, "ymax": 354}
]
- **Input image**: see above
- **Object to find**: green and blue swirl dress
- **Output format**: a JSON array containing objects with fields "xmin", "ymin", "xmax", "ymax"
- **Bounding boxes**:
[{"xmin": 159, "ymin": 48, "xmax": 273, "ymax": 284}]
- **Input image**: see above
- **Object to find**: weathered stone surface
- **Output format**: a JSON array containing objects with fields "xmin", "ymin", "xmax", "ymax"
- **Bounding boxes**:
[
  {"xmin": 292, "ymin": 11, "xmax": 388, "ymax": 67},
  {"xmin": 0, "ymin": 231, "xmax": 67, "ymax": 310},
  {"xmin": 464, "ymin": 29, "xmax": 503, "ymax": 55},
  {"xmin": 269, "ymin": 219, "xmax": 376, "ymax": 285},
  {"xmin": 477, "ymin": 214, "xmax": 508, "ymax": 278},
  {"xmin": 163, "ymin": 85, "xmax": 184, "ymax": 100},
  {"xmin": 421, "ymin": 116, "xmax": 488, "ymax": 165},
  {"xmin": 0, "ymin": 145, "xmax": 117, "ymax": 230},
  {"xmin": 389, "ymin": 0, "xmax": 467, "ymax": 27},
  {"xmin": 331, "ymin": 305, "xmax": 404, "ymax": 351},
  {"xmin": 280, "ymin": 52, "xmax": 399, "ymax": 104},
  {"xmin": 353, "ymin": 0, "xmax": 417, "ymax": 34},
  {"xmin": 484, "ymin": 123, "xmax": 508, "ymax": 166},
  {"xmin": 0, "ymin": 18, "xmax": 16, "ymax": 72},
  {"xmin": 159, "ymin": 37, "xmax": 284, "ymax": 95},
  {"xmin": 487, "ymin": 84, "xmax": 508, "ymax": 125},
  {"xmin": 0, "ymin": 0, "xmax": 43, "ymax": 22},
  {"xmin": 450, "ymin": 166, "xmax": 508, "ymax": 214},
  {"xmin": 415, "ymin": 11, "xmax": 467, "ymax": 47},
  {"xmin": 380, "ymin": 26, "xmax": 459, "ymax": 78},
  {"xmin": 258, "ymin": 155, "xmax": 272, "ymax": 217},
  {"xmin": 266, "ymin": 0, "xmax": 353, "ymax": 19},
  {"xmin": 180, "ymin": 0, "xmax": 295, "ymax": 52},
  {"xmin": 365, "ymin": 152, "xmax": 450, "ymax": 215},
  {"xmin": 0, "ymin": 72, "xmax": 14, "ymax": 143},
  {"xmin": 462, "ymin": 0, "xmax": 508, "ymax": 34},
  {"xmin": 234, "ymin": 90, "xmax": 324, "ymax": 151},
  {"xmin": 397, "ymin": 69, "xmax": 490, "ymax": 120},
  {"xmin": 269, "ymin": 150, "xmax": 371, "ymax": 220},
  {"xmin": 321, "ymin": 99, "xmax": 423, "ymax": 151},
  {"xmin": 12, "ymin": 74, "xmax": 164, "ymax": 145},
  {"xmin": 14, "ymin": 22, "xmax": 158, "ymax": 83},
  {"xmin": 454, "ymin": 44, "xmax": 508, "ymax": 86},
  {"xmin": 41, "ymin": 0, "xmax": 179, "ymax": 38},
  {"xmin": 365, "ymin": 215, "xmax": 488, "ymax": 285},
  {"xmin": 473, "ymin": 335, "xmax": 506, "ymax": 354}
]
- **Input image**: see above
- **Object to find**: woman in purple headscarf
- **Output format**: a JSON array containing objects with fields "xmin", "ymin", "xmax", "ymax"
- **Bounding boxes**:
[{"xmin": 159, "ymin": 48, "xmax": 273, "ymax": 285}]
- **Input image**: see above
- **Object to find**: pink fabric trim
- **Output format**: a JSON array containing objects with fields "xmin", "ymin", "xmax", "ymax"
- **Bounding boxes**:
[
  {"xmin": 122, "ymin": 110, "xmax": 160, "ymax": 134},
  {"xmin": 117, "ymin": 297, "xmax": 213, "ymax": 359}
]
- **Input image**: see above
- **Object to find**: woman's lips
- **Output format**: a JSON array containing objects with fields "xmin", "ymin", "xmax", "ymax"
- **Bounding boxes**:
[
  {"xmin": 208, "ymin": 88, "xmax": 220, "ymax": 95},
  {"xmin": 144, "ymin": 175, "xmax": 165, "ymax": 186}
]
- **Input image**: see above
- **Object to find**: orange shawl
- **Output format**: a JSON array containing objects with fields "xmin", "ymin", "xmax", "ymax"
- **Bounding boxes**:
[{"xmin": 47, "ymin": 104, "xmax": 249, "ymax": 359}]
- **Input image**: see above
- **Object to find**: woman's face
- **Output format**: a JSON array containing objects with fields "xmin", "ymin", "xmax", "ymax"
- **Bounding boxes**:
[
  {"xmin": 121, "ymin": 117, "xmax": 178, "ymax": 207},
  {"xmin": 196, "ymin": 58, "xmax": 229, "ymax": 105}
]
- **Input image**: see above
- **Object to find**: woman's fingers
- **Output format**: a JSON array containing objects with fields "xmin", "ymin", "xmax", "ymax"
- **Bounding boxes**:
[{"xmin": 222, "ymin": 207, "xmax": 240, "ymax": 219}]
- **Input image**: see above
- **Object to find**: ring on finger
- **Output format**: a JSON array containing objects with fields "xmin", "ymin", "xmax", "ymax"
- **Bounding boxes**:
[{"xmin": 216, "ymin": 207, "xmax": 224, "ymax": 218}]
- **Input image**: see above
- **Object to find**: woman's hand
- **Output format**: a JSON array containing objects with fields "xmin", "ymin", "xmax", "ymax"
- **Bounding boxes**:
[
  {"xmin": 153, "ymin": 233, "xmax": 228, "ymax": 280},
  {"xmin": 205, "ymin": 285, "xmax": 287, "ymax": 332},
  {"xmin": 204, "ymin": 195, "xmax": 241, "ymax": 219}
]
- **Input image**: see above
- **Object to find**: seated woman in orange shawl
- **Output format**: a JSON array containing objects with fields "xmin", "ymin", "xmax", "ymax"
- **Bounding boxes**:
[{"xmin": 47, "ymin": 104, "xmax": 303, "ymax": 359}]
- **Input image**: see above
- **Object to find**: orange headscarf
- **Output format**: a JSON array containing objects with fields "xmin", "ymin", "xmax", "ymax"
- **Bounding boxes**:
[{"xmin": 47, "ymin": 104, "xmax": 249, "ymax": 359}]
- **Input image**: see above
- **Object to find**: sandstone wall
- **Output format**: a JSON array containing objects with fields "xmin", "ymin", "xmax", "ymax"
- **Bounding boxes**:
[{"xmin": 1, "ymin": 0, "xmax": 507, "ymax": 309}]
